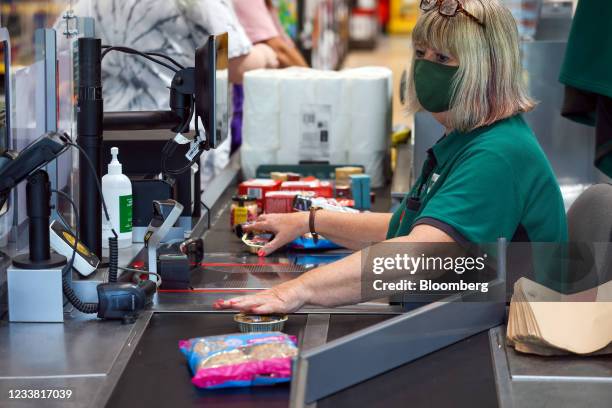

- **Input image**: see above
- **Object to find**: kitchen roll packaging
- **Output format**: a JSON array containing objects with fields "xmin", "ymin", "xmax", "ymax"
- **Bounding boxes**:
[
  {"xmin": 345, "ymin": 67, "xmax": 392, "ymax": 152},
  {"xmin": 278, "ymin": 68, "xmax": 323, "ymax": 163},
  {"xmin": 242, "ymin": 66, "xmax": 392, "ymax": 186},
  {"xmin": 243, "ymin": 69, "xmax": 281, "ymax": 150},
  {"xmin": 240, "ymin": 147, "xmax": 277, "ymax": 179},
  {"xmin": 314, "ymin": 71, "xmax": 351, "ymax": 153}
]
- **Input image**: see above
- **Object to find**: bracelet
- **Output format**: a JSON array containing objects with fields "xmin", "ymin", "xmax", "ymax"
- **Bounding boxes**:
[{"xmin": 309, "ymin": 206, "xmax": 322, "ymax": 244}]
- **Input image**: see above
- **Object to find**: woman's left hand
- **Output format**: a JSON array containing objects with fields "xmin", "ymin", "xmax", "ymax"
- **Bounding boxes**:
[{"xmin": 213, "ymin": 282, "xmax": 308, "ymax": 314}]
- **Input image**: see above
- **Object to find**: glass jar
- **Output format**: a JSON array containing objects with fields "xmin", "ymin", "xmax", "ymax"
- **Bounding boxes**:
[{"xmin": 230, "ymin": 195, "xmax": 258, "ymax": 230}]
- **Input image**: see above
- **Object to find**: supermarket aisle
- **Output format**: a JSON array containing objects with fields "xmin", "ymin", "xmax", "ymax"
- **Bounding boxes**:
[{"xmin": 342, "ymin": 35, "xmax": 413, "ymax": 126}]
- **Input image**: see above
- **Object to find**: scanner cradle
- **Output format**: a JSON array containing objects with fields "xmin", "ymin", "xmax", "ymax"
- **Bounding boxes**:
[{"xmin": 144, "ymin": 199, "xmax": 184, "ymax": 279}]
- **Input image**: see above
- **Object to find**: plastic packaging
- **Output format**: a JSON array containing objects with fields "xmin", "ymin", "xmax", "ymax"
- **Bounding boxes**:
[
  {"xmin": 179, "ymin": 332, "xmax": 298, "ymax": 389},
  {"xmin": 290, "ymin": 234, "xmax": 341, "ymax": 250},
  {"xmin": 238, "ymin": 179, "xmax": 282, "ymax": 212},
  {"xmin": 102, "ymin": 147, "xmax": 133, "ymax": 248},
  {"xmin": 280, "ymin": 180, "xmax": 333, "ymax": 198},
  {"xmin": 264, "ymin": 191, "xmax": 301, "ymax": 214}
]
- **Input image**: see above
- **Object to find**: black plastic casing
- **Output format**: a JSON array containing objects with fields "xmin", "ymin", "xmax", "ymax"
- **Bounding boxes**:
[{"xmin": 158, "ymin": 254, "xmax": 190, "ymax": 290}]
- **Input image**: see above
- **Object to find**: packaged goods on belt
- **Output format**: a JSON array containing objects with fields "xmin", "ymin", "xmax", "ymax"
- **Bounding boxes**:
[
  {"xmin": 241, "ymin": 232, "xmax": 274, "ymax": 254},
  {"xmin": 230, "ymin": 195, "xmax": 258, "ymax": 229},
  {"xmin": 179, "ymin": 332, "xmax": 298, "ymax": 389},
  {"xmin": 350, "ymin": 174, "xmax": 372, "ymax": 210},
  {"xmin": 270, "ymin": 171, "xmax": 301, "ymax": 182},
  {"xmin": 238, "ymin": 179, "xmax": 282, "ymax": 211},
  {"xmin": 293, "ymin": 195, "xmax": 358, "ymax": 213},
  {"xmin": 280, "ymin": 180, "xmax": 333, "ymax": 198},
  {"xmin": 335, "ymin": 166, "xmax": 363, "ymax": 186},
  {"xmin": 234, "ymin": 313, "xmax": 288, "ymax": 333},
  {"xmin": 264, "ymin": 190, "xmax": 301, "ymax": 213}
]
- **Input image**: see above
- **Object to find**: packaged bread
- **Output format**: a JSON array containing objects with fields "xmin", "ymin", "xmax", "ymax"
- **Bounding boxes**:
[{"xmin": 179, "ymin": 332, "xmax": 298, "ymax": 389}]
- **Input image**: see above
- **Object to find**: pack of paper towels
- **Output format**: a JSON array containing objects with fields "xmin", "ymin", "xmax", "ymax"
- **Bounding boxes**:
[{"xmin": 242, "ymin": 67, "xmax": 392, "ymax": 187}]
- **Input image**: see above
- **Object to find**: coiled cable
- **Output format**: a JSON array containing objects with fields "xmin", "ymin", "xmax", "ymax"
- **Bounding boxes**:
[
  {"xmin": 108, "ymin": 235, "xmax": 118, "ymax": 283},
  {"xmin": 56, "ymin": 136, "xmax": 158, "ymax": 313},
  {"xmin": 53, "ymin": 137, "xmax": 120, "ymax": 313},
  {"xmin": 53, "ymin": 189, "xmax": 99, "ymax": 314}
]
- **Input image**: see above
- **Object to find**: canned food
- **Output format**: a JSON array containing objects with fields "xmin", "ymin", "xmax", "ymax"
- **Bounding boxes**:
[{"xmin": 234, "ymin": 313, "xmax": 288, "ymax": 333}]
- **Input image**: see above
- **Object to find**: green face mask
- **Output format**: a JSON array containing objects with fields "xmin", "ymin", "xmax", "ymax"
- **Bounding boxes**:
[{"xmin": 413, "ymin": 59, "xmax": 459, "ymax": 113}]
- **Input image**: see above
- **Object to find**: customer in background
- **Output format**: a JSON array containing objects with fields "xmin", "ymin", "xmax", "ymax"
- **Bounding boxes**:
[
  {"xmin": 233, "ymin": 0, "xmax": 308, "ymax": 67},
  {"xmin": 231, "ymin": 0, "xmax": 306, "ymax": 152},
  {"xmin": 55, "ymin": 0, "xmax": 278, "ymax": 183},
  {"xmin": 58, "ymin": 0, "xmax": 278, "ymax": 111}
]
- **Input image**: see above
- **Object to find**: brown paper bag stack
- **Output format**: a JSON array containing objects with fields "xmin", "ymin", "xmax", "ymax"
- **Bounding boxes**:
[{"xmin": 507, "ymin": 277, "xmax": 612, "ymax": 356}]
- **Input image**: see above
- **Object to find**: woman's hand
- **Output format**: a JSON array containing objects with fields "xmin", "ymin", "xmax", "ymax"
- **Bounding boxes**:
[
  {"xmin": 213, "ymin": 280, "xmax": 309, "ymax": 314},
  {"xmin": 243, "ymin": 212, "xmax": 309, "ymax": 256}
]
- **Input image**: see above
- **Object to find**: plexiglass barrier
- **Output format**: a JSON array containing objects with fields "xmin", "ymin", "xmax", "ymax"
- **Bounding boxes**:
[{"xmin": 0, "ymin": 1, "xmax": 80, "ymax": 248}]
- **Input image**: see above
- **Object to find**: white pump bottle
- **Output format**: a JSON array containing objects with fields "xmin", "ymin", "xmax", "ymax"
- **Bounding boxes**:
[{"xmin": 102, "ymin": 147, "xmax": 133, "ymax": 248}]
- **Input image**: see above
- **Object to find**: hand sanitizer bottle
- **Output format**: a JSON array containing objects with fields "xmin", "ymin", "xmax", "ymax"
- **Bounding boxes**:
[{"xmin": 102, "ymin": 147, "xmax": 133, "ymax": 248}]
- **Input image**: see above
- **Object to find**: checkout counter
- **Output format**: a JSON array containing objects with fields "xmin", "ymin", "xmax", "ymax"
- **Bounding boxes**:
[
  {"xmin": 2, "ymin": 165, "xmax": 609, "ymax": 408},
  {"xmin": 0, "ymin": 167, "xmax": 505, "ymax": 408}
]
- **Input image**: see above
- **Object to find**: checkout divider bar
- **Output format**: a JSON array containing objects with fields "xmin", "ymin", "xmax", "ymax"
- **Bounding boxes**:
[
  {"xmin": 289, "ymin": 239, "xmax": 508, "ymax": 406},
  {"xmin": 489, "ymin": 326, "xmax": 515, "ymax": 408}
]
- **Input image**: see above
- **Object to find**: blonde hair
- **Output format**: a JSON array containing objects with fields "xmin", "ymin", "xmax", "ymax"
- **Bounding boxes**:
[{"xmin": 405, "ymin": 0, "xmax": 535, "ymax": 132}]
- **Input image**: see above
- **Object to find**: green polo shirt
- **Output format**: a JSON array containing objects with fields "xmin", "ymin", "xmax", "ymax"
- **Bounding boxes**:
[
  {"xmin": 559, "ymin": 0, "xmax": 612, "ymax": 101},
  {"xmin": 387, "ymin": 115, "xmax": 567, "ymax": 243}
]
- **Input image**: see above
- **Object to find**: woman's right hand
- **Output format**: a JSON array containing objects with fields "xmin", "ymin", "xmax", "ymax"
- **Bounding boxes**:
[{"xmin": 243, "ymin": 212, "xmax": 309, "ymax": 256}]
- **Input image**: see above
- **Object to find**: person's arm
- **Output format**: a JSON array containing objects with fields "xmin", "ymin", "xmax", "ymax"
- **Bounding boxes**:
[
  {"xmin": 243, "ymin": 211, "xmax": 392, "ymax": 255},
  {"xmin": 309, "ymin": 211, "xmax": 391, "ymax": 250},
  {"xmin": 228, "ymin": 43, "xmax": 279, "ymax": 84},
  {"xmin": 262, "ymin": 36, "xmax": 308, "ymax": 67},
  {"xmin": 214, "ymin": 224, "xmax": 455, "ymax": 313}
]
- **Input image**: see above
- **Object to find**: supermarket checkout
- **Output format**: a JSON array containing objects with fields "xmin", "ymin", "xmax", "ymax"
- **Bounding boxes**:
[
  {"xmin": 215, "ymin": 0, "xmax": 568, "ymax": 314},
  {"xmin": 3, "ymin": 1, "xmax": 611, "ymax": 407}
]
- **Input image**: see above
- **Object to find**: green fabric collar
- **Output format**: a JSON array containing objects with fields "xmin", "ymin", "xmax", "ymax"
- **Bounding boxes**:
[
  {"xmin": 431, "ymin": 116, "xmax": 517, "ymax": 166},
  {"xmin": 430, "ymin": 129, "xmax": 476, "ymax": 167}
]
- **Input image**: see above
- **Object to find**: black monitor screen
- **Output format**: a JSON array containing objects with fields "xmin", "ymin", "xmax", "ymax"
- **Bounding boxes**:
[{"xmin": 195, "ymin": 32, "xmax": 229, "ymax": 150}]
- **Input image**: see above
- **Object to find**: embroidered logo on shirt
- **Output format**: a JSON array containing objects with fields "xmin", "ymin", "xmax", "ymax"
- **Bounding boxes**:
[{"xmin": 426, "ymin": 173, "xmax": 440, "ymax": 194}]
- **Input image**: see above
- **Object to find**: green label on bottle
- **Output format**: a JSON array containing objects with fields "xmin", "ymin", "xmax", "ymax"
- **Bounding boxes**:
[{"xmin": 119, "ymin": 195, "xmax": 133, "ymax": 233}]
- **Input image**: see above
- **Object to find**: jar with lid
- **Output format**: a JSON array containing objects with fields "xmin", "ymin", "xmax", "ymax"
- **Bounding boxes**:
[{"xmin": 230, "ymin": 195, "xmax": 258, "ymax": 230}]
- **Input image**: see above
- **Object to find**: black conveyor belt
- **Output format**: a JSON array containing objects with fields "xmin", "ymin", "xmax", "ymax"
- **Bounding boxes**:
[
  {"xmin": 108, "ymin": 313, "xmax": 496, "ymax": 408},
  {"xmin": 107, "ymin": 313, "xmax": 305, "ymax": 408},
  {"xmin": 108, "ymin": 183, "xmax": 497, "ymax": 407},
  {"xmin": 106, "ymin": 314, "xmax": 393, "ymax": 408}
]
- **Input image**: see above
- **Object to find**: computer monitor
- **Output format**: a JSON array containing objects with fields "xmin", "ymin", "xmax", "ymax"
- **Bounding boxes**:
[
  {"xmin": 0, "ymin": 27, "xmax": 11, "ymax": 216},
  {"xmin": 195, "ymin": 32, "xmax": 229, "ymax": 150}
]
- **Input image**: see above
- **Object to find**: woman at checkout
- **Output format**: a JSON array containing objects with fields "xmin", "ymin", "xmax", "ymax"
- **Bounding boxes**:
[{"xmin": 216, "ymin": 0, "xmax": 567, "ymax": 314}]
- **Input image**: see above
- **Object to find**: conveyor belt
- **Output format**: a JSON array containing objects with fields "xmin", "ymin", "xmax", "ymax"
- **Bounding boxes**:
[
  {"xmin": 106, "ymin": 313, "xmax": 392, "ymax": 408},
  {"xmin": 106, "ymin": 313, "xmax": 497, "ymax": 408},
  {"xmin": 318, "ymin": 331, "xmax": 497, "ymax": 408},
  {"xmin": 110, "ymin": 183, "xmax": 499, "ymax": 407}
]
